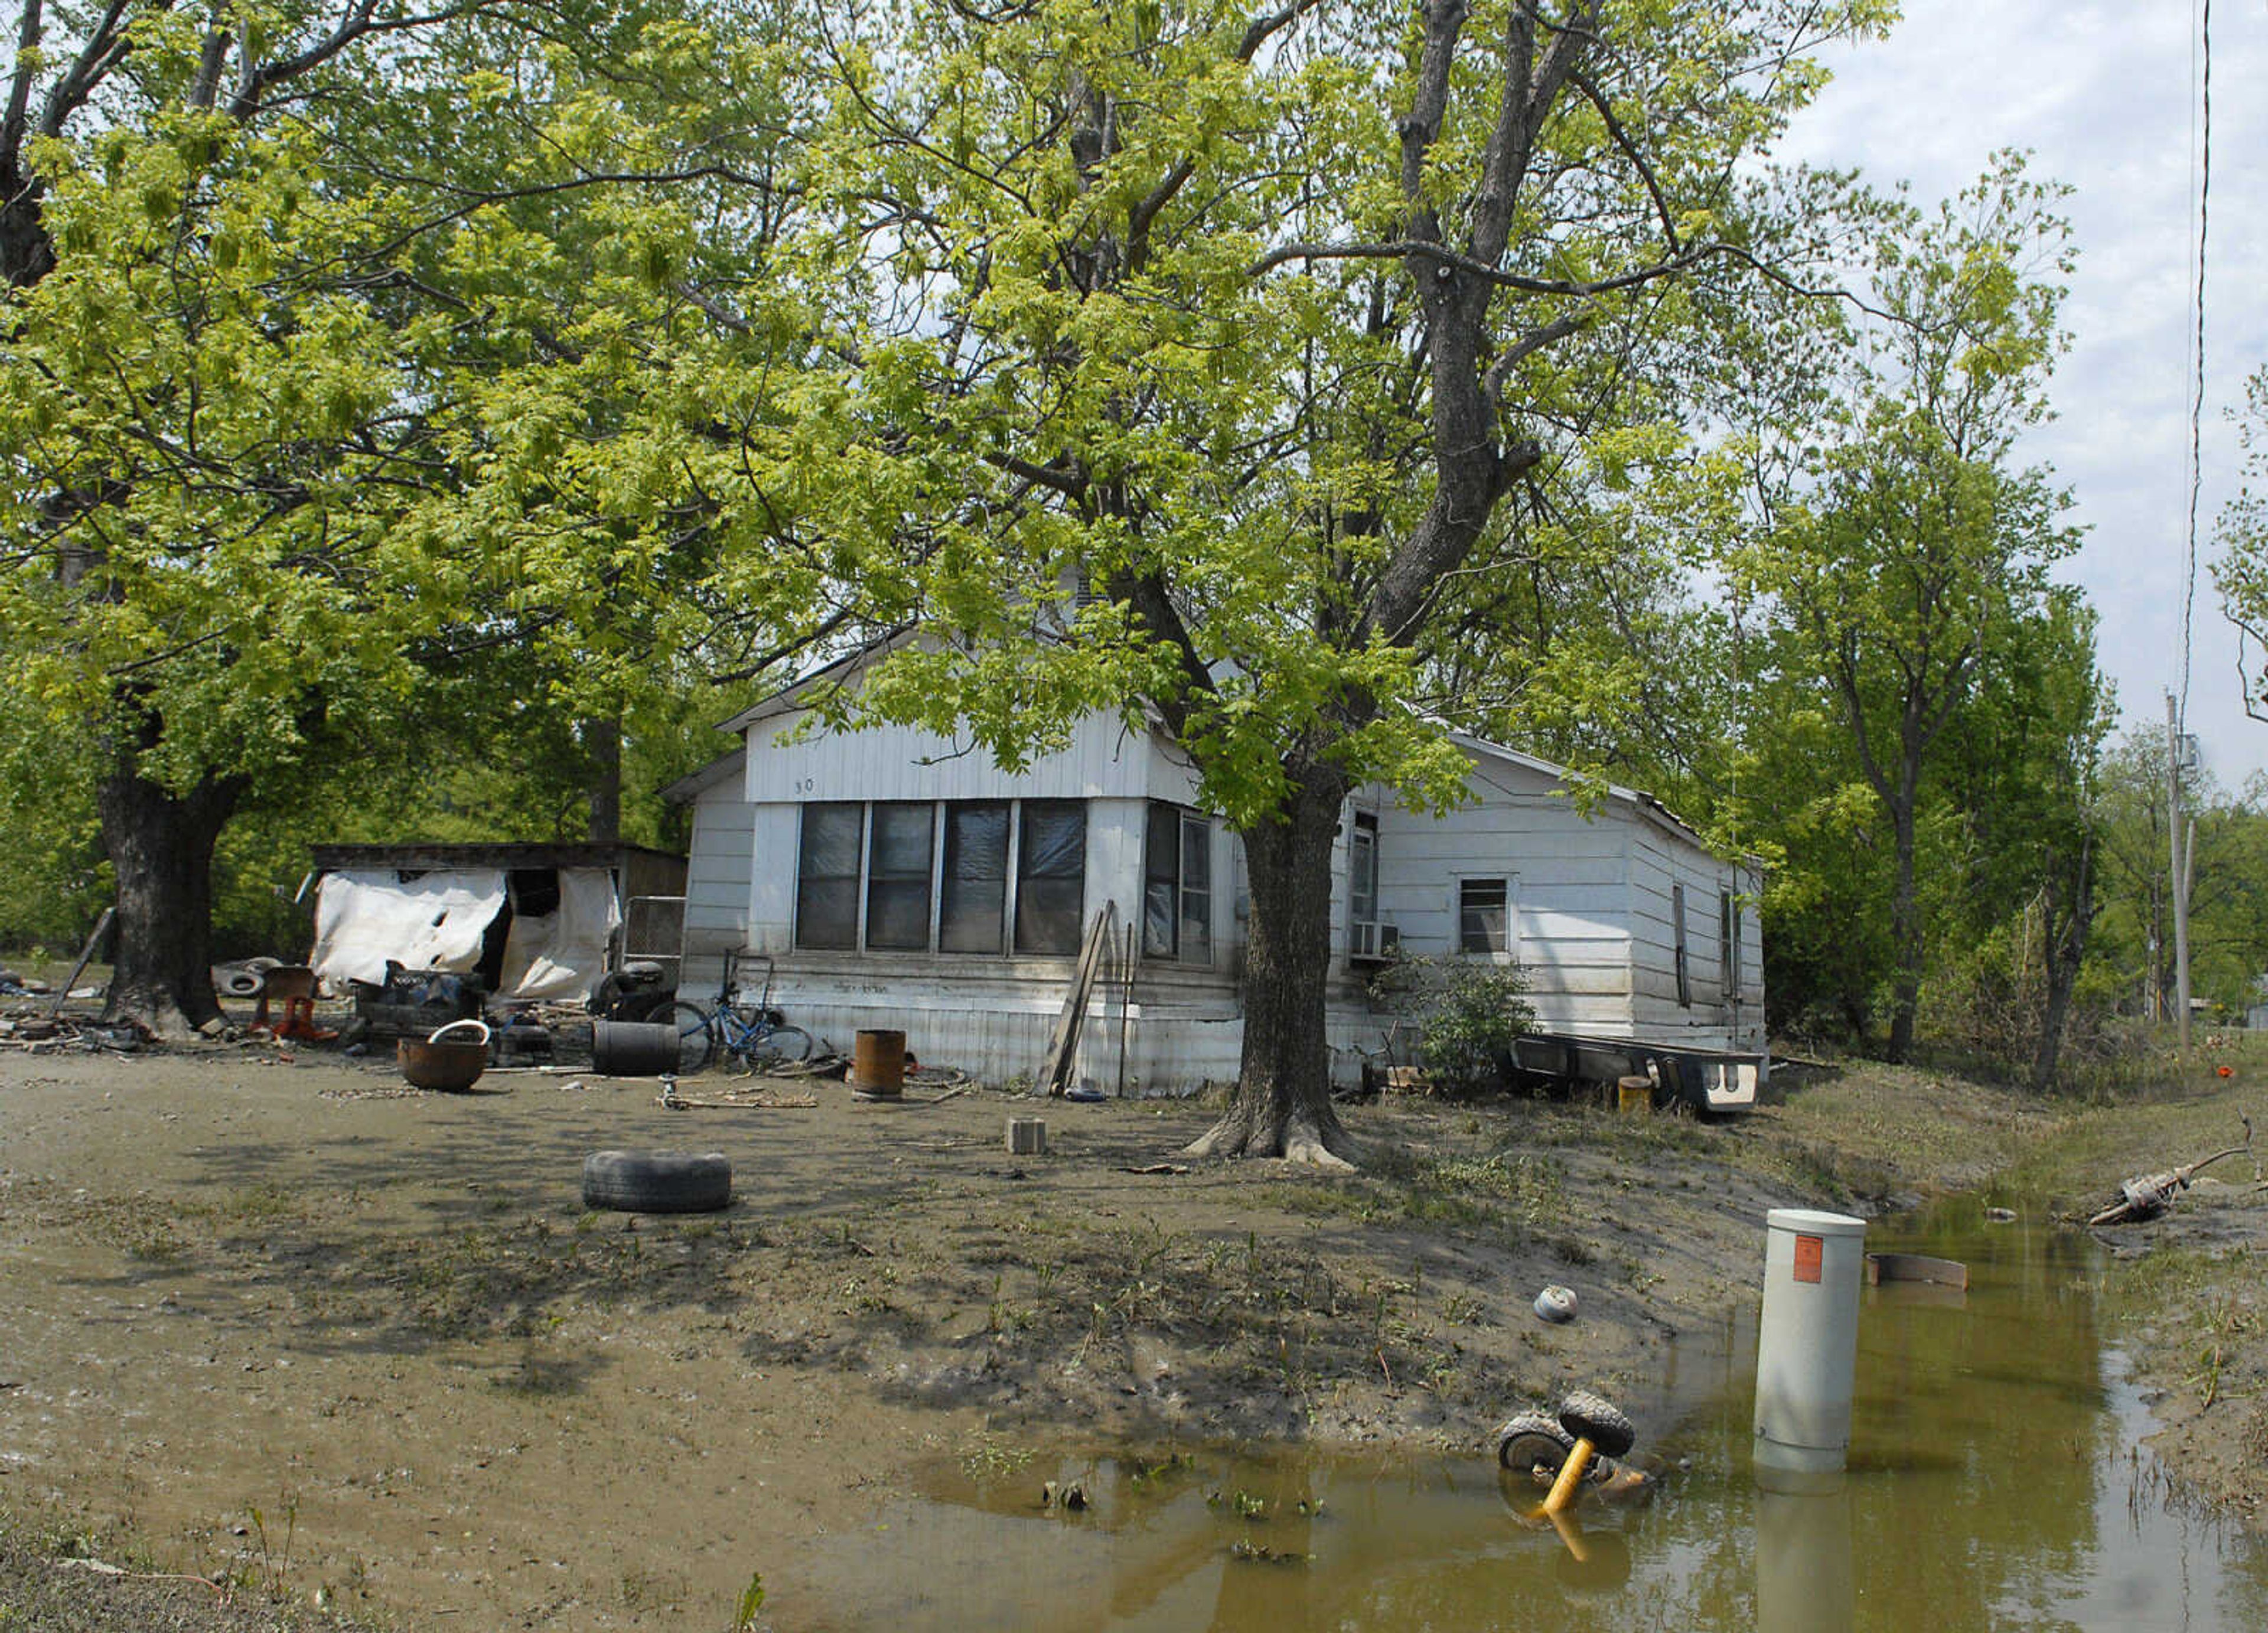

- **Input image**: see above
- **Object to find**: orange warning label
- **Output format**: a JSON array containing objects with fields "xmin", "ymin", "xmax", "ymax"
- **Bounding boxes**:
[{"xmin": 1793, "ymin": 1234, "xmax": 1824, "ymax": 1284}]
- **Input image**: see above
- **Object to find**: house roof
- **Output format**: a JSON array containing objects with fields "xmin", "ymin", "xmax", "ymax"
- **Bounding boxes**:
[
  {"xmin": 660, "ymin": 745, "xmax": 746, "ymax": 806},
  {"xmin": 1444, "ymin": 730, "xmax": 1722, "ymax": 855},
  {"xmin": 309, "ymin": 842, "xmax": 684, "ymax": 873},
  {"xmin": 713, "ymin": 625, "xmax": 921, "ymax": 737},
  {"xmin": 693, "ymin": 631, "xmax": 1735, "ymax": 862}
]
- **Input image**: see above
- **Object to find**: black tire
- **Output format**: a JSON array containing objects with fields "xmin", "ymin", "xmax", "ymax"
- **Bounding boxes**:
[
  {"xmin": 1559, "ymin": 1390, "xmax": 1637, "ymax": 1458},
  {"xmin": 742, "ymin": 1024, "xmax": 813, "ymax": 1070},
  {"xmin": 1494, "ymin": 1410, "xmax": 1575, "ymax": 1482},
  {"xmin": 666, "ymin": 1002, "xmax": 715, "ymax": 1074},
  {"xmin": 581, "ymin": 1149, "xmax": 732, "ymax": 1214}
]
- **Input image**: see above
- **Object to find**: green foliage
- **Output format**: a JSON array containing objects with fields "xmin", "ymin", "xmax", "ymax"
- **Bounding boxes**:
[{"xmin": 1370, "ymin": 956, "xmax": 1537, "ymax": 1097}]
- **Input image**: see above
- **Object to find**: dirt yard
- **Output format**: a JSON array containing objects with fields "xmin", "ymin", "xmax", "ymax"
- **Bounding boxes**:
[{"xmin": 0, "ymin": 1033, "xmax": 2262, "ymax": 1629}]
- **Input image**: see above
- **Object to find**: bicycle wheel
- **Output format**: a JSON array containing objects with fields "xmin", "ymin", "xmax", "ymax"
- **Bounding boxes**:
[
  {"xmin": 742, "ymin": 1024, "xmax": 813, "ymax": 1070},
  {"xmin": 666, "ymin": 1001, "xmax": 715, "ymax": 1074}
]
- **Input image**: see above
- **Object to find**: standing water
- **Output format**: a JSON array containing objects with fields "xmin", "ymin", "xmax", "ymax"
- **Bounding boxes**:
[{"xmin": 790, "ymin": 1207, "xmax": 2268, "ymax": 1630}]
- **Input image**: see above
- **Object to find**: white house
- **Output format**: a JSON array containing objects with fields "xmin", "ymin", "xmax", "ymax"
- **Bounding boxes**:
[{"xmin": 666, "ymin": 653, "xmax": 1763, "ymax": 1097}]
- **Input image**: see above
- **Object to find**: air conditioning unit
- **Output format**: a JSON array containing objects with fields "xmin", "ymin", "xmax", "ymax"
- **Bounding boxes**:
[{"xmin": 1351, "ymin": 921, "xmax": 1400, "ymax": 961}]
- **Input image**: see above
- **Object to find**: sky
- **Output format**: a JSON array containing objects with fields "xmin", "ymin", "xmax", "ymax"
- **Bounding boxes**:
[{"xmin": 1773, "ymin": 0, "xmax": 2268, "ymax": 790}]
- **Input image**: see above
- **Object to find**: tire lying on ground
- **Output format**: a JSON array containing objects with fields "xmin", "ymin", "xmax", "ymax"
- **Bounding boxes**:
[{"xmin": 581, "ymin": 1149, "xmax": 733, "ymax": 1214}]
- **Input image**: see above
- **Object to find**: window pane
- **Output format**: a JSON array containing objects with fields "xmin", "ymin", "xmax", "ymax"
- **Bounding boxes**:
[
  {"xmin": 1350, "ymin": 823, "xmax": 1378, "ymax": 925},
  {"xmin": 865, "ymin": 803, "xmax": 934, "ymax": 950},
  {"xmin": 1143, "ymin": 804, "xmax": 1178, "ymax": 957},
  {"xmin": 1459, "ymin": 879, "xmax": 1507, "ymax": 954},
  {"xmin": 796, "ymin": 804, "xmax": 863, "ymax": 950},
  {"xmin": 1179, "ymin": 815, "xmax": 1211, "ymax": 964},
  {"xmin": 941, "ymin": 803, "xmax": 1009, "ymax": 953},
  {"xmin": 1015, "ymin": 801, "xmax": 1086, "ymax": 954}
]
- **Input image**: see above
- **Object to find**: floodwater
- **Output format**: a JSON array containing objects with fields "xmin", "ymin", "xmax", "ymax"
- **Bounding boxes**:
[{"xmin": 793, "ymin": 1202, "xmax": 2268, "ymax": 1631}]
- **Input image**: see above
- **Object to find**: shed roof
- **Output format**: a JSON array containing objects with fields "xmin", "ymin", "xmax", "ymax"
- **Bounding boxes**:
[{"xmin": 309, "ymin": 842, "xmax": 683, "ymax": 873}]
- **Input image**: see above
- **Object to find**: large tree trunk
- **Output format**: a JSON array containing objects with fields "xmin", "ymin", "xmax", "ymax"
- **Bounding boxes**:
[
  {"xmin": 1884, "ymin": 792, "xmax": 1921, "ymax": 1064},
  {"xmin": 582, "ymin": 714, "xmax": 622, "ymax": 843},
  {"xmin": 1186, "ymin": 764, "xmax": 1355, "ymax": 1168},
  {"xmin": 94, "ymin": 729, "xmax": 245, "ymax": 1038},
  {"xmin": 2029, "ymin": 836, "xmax": 2094, "ymax": 1094}
]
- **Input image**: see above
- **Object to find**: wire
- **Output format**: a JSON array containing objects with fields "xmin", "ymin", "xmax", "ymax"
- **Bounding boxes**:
[{"xmin": 2179, "ymin": 0, "xmax": 2212, "ymax": 734}]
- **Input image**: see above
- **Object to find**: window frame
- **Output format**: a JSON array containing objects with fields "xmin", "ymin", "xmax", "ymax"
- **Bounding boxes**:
[
  {"xmin": 1142, "ymin": 801, "xmax": 1215, "ymax": 966},
  {"xmin": 1457, "ymin": 876, "xmax": 1511, "ymax": 958},
  {"xmin": 1673, "ymin": 881, "xmax": 1692, "ymax": 1008},
  {"xmin": 791, "ymin": 797, "xmax": 1087, "ymax": 957}
]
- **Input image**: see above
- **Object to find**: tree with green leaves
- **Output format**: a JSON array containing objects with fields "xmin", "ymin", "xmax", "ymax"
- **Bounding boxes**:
[
  {"xmin": 1, "ymin": 0, "xmax": 819, "ymax": 1032},
  {"xmin": 1731, "ymin": 155, "xmax": 2081, "ymax": 1062},
  {"xmin": 776, "ymin": 0, "xmax": 1890, "ymax": 1163},
  {"xmin": 2215, "ymin": 366, "xmax": 2268, "ymax": 720}
]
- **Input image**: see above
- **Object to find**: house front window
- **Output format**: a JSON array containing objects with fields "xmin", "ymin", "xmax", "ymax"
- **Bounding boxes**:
[
  {"xmin": 940, "ymin": 801, "xmax": 1010, "ymax": 953},
  {"xmin": 865, "ymin": 802, "xmax": 934, "ymax": 950},
  {"xmin": 794, "ymin": 803, "xmax": 863, "ymax": 950},
  {"xmin": 1013, "ymin": 800, "xmax": 1087, "ymax": 955},
  {"xmin": 1143, "ymin": 803, "xmax": 1213, "ymax": 964},
  {"xmin": 1459, "ymin": 878, "xmax": 1508, "ymax": 955},
  {"xmin": 794, "ymin": 797, "xmax": 1085, "ymax": 956}
]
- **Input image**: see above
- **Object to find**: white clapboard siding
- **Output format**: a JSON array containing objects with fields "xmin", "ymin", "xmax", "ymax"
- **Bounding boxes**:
[
  {"xmin": 680, "ymin": 782, "xmax": 755, "ymax": 998},
  {"xmin": 677, "ymin": 655, "xmax": 1765, "ymax": 1087},
  {"xmin": 742, "ymin": 707, "xmax": 1201, "ymax": 808}
]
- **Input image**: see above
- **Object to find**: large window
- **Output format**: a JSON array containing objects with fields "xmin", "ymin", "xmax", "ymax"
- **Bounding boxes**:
[
  {"xmin": 1014, "ymin": 801, "xmax": 1087, "ymax": 955},
  {"xmin": 1143, "ymin": 804, "xmax": 1213, "ymax": 964},
  {"xmin": 795, "ymin": 798, "xmax": 1084, "ymax": 956},
  {"xmin": 1458, "ymin": 878, "xmax": 1508, "ymax": 955},
  {"xmin": 795, "ymin": 804, "xmax": 863, "ymax": 950},
  {"xmin": 940, "ymin": 803, "xmax": 1010, "ymax": 953},
  {"xmin": 865, "ymin": 803, "xmax": 934, "ymax": 950}
]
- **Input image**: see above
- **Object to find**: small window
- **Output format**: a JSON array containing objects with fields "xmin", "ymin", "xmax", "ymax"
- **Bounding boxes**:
[
  {"xmin": 1014, "ymin": 800, "xmax": 1086, "ymax": 955},
  {"xmin": 865, "ymin": 802, "xmax": 934, "ymax": 950},
  {"xmin": 1458, "ymin": 878, "xmax": 1508, "ymax": 955},
  {"xmin": 1719, "ymin": 889, "xmax": 1737, "ymax": 1002},
  {"xmin": 940, "ymin": 802, "xmax": 1010, "ymax": 953},
  {"xmin": 795, "ymin": 803, "xmax": 863, "ymax": 950},
  {"xmin": 1143, "ymin": 804, "xmax": 1213, "ymax": 963},
  {"xmin": 1673, "ymin": 882, "xmax": 1691, "ymax": 1007},
  {"xmin": 1349, "ymin": 814, "xmax": 1379, "ymax": 933}
]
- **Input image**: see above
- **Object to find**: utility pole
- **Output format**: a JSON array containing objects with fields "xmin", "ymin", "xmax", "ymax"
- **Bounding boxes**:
[{"xmin": 2167, "ymin": 694, "xmax": 2194, "ymax": 1052}]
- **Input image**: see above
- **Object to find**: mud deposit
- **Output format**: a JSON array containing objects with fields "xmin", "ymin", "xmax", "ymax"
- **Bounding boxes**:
[{"xmin": 0, "ymin": 1045, "xmax": 2100, "ymax": 1628}]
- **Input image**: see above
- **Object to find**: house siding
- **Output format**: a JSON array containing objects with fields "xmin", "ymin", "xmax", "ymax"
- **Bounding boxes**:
[{"xmin": 672, "ymin": 687, "xmax": 1765, "ymax": 1090}]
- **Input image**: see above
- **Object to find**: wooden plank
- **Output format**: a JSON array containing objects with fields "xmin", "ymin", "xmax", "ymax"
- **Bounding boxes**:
[
  {"xmin": 1865, "ymin": 1253, "xmax": 1968, "ymax": 1290},
  {"xmin": 1034, "ymin": 904, "xmax": 1115, "ymax": 1096},
  {"xmin": 49, "ymin": 907, "xmax": 114, "ymax": 1019}
]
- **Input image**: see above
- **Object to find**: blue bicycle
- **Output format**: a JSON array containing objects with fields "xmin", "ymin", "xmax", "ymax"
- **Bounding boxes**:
[{"xmin": 666, "ymin": 953, "xmax": 813, "ymax": 1074}]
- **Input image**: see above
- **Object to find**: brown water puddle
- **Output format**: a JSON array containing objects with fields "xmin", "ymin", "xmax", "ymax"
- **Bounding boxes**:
[{"xmin": 787, "ymin": 1211, "xmax": 2268, "ymax": 1631}]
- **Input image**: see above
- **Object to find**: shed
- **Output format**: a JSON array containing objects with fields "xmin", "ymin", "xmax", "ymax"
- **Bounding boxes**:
[{"xmin": 307, "ymin": 843, "xmax": 687, "ymax": 1003}]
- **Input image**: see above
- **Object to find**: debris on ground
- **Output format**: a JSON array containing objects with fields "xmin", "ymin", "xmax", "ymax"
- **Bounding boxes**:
[{"xmin": 2087, "ymin": 1116, "xmax": 2254, "ymax": 1227}]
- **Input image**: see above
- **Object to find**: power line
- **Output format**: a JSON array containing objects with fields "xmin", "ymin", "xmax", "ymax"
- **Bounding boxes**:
[{"xmin": 2179, "ymin": 0, "xmax": 2212, "ymax": 734}]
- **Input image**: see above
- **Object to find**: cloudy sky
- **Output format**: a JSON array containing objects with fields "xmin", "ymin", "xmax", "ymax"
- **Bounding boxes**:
[{"xmin": 1773, "ymin": 0, "xmax": 2268, "ymax": 788}]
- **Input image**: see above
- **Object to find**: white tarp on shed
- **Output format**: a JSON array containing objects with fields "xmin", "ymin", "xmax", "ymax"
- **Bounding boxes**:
[
  {"xmin": 311, "ymin": 869, "xmax": 507, "ymax": 989},
  {"xmin": 497, "ymin": 868, "xmax": 620, "ymax": 1001}
]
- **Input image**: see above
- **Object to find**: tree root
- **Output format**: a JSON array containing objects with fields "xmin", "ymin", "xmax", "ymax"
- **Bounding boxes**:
[{"xmin": 1184, "ymin": 1106, "xmax": 1359, "ymax": 1170}]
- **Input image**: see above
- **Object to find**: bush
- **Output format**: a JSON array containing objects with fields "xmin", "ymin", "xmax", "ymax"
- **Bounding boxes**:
[{"xmin": 1370, "ymin": 955, "xmax": 1537, "ymax": 1097}]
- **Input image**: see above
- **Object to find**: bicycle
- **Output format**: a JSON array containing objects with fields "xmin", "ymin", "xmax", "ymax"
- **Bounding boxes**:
[{"xmin": 666, "ymin": 952, "xmax": 813, "ymax": 1075}]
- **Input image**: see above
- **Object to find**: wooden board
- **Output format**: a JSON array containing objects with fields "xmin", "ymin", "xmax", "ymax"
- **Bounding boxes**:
[
  {"xmin": 1865, "ymin": 1252, "xmax": 1968, "ymax": 1290},
  {"xmin": 1034, "ymin": 904, "xmax": 1115, "ymax": 1097}
]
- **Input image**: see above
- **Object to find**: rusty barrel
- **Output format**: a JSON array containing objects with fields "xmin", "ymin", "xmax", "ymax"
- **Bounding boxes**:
[
  {"xmin": 592, "ymin": 1020, "xmax": 681, "ymax": 1077},
  {"xmin": 851, "ymin": 1029, "xmax": 906, "ymax": 1098}
]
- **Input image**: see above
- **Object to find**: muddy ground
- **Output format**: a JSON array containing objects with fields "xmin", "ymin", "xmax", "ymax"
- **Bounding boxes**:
[{"xmin": 1, "ymin": 1030, "xmax": 2262, "ymax": 1629}]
